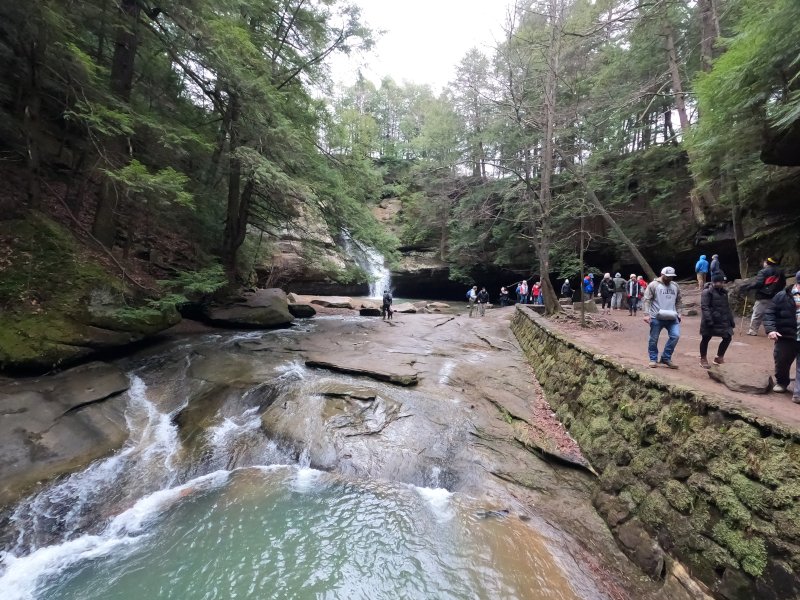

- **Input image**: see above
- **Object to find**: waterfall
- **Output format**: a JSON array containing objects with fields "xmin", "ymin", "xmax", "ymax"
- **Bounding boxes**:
[{"xmin": 341, "ymin": 230, "xmax": 392, "ymax": 298}]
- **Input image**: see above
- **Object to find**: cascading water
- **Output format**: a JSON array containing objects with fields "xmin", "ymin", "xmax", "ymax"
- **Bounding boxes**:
[{"xmin": 340, "ymin": 230, "xmax": 392, "ymax": 298}]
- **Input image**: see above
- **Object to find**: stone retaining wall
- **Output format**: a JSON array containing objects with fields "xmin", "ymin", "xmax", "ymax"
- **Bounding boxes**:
[{"xmin": 511, "ymin": 307, "xmax": 800, "ymax": 600}]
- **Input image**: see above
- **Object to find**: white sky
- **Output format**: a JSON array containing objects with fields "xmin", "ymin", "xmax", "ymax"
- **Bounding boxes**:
[{"xmin": 330, "ymin": 0, "xmax": 516, "ymax": 91}]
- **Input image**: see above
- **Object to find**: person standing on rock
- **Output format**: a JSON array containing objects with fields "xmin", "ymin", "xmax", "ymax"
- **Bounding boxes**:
[
  {"xmin": 582, "ymin": 273, "xmax": 594, "ymax": 301},
  {"xmin": 382, "ymin": 290, "xmax": 393, "ymax": 320},
  {"xmin": 498, "ymin": 286, "xmax": 510, "ymax": 307},
  {"xmin": 710, "ymin": 254, "xmax": 725, "ymax": 281},
  {"xmin": 468, "ymin": 285, "xmax": 478, "ymax": 317},
  {"xmin": 643, "ymin": 266, "xmax": 683, "ymax": 369},
  {"xmin": 741, "ymin": 257, "xmax": 785, "ymax": 336},
  {"xmin": 764, "ymin": 271, "xmax": 800, "ymax": 401},
  {"xmin": 625, "ymin": 274, "xmax": 639, "ymax": 316},
  {"xmin": 699, "ymin": 274, "xmax": 735, "ymax": 369},
  {"xmin": 517, "ymin": 280, "xmax": 529, "ymax": 305},
  {"xmin": 532, "ymin": 281, "xmax": 542, "ymax": 305},
  {"xmin": 599, "ymin": 273, "xmax": 613, "ymax": 315},
  {"xmin": 695, "ymin": 254, "xmax": 709, "ymax": 290},
  {"xmin": 477, "ymin": 287, "xmax": 490, "ymax": 316},
  {"xmin": 612, "ymin": 272, "xmax": 626, "ymax": 311}
]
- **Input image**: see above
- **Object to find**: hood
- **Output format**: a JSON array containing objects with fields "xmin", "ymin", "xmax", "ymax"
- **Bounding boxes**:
[{"xmin": 699, "ymin": 255, "xmax": 707, "ymax": 260}]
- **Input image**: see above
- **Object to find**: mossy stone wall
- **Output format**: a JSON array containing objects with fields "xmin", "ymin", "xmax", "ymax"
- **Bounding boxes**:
[{"xmin": 511, "ymin": 307, "xmax": 800, "ymax": 600}]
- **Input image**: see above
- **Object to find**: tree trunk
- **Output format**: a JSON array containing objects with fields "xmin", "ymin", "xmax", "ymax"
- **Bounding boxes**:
[
  {"xmin": 730, "ymin": 176, "xmax": 749, "ymax": 278},
  {"xmin": 92, "ymin": 0, "xmax": 141, "ymax": 247},
  {"xmin": 698, "ymin": 0, "xmax": 719, "ymax": 73},
  {"xmin": 222, "ymin": 94, "xmax": 243, "ymax": 279},
  {"xmin": 23, "ymin": 40, "xmax": 43, "ymax": 209}
]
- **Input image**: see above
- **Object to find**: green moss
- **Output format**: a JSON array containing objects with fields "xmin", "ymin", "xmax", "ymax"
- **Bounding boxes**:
[
  {"xmin": 621, "ymin": 481, "xmax": 650, "ymax": 506},
  {"xmin": 711, "ymin": 521, "xmax": 768, "ymax": 577},
  {"xmin": 714, "ymin": 485, "xmax": 752, "ymax": 525},
  {"xmin": 729, "ymin": 473, "xmax": 771, "ymax": 514},
  {"xmin": 708, "ymin": 458, "xmax": 740, "ymax": 483},
  {"xmin": 664, "ymin": 479, "xmax": 694, "ymax": 513},
  {"xmin": 639, "ymin": 490, "xmax": 671, "ymax": 528},
  {"xmin": 589, "ymin": 415, "xmax": 611, "ymax": 436},
  {"xmin": 772, "ymin": 481, "xmax": 800, "ymax": 509},
  {"xmin": 630, "ymin": 445, "xmax": 661, "ymax": 477}
]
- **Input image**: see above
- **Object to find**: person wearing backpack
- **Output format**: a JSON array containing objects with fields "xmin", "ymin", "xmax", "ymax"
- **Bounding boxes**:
[
  {"xmin": 764, "ymin": 271, "xmax": 800, "ymax": 401},
  {"xmin": 467, "ymin": 285, "xmax": 478, "ymax": 317},
  {"xmin": 741, "ymin": 257, "xmax": 785, "ymax": 336},
  {"xmin": 612, "ymin": 272, "xmax": 626, "ymax": 311},
  {"xmin": 516, "ymin": 280, "xmax": 529, "ymax": 304},
  {"xmin": 695, "ymin": 254, "xmax": 709, "ymax": 290},
  {"xmin": 381, "ymin": 290, "xmax": 393, "ymax": 320},
  {"xmin": 599, "ymin": 273, "xmax": 613, "ymax": 315}
]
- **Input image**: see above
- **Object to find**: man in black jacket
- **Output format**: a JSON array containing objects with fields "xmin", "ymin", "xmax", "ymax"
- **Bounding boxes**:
[
  {"xmin": 699, "ymin": 274, "xmax": 735, "ymax": 368},
  {"xmin": 764, "ymin": 271, "xmax": 800, "ymax": 401},
  {"xmin": 476, "ymin": 287, "xmax": 490, "ymax": 317},
  {"xmin": 741, "ymin": 257, "xmax": 785, "ymax": 336}
]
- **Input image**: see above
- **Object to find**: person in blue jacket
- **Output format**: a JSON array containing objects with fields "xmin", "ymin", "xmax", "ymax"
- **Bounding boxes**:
[
  {"xmin": 582, "ymin": 273, "xmax": 594, "ymax": 301},
  {"xmin": 695, "ymin": 254, "xmax": 709, "ymax": 290}
]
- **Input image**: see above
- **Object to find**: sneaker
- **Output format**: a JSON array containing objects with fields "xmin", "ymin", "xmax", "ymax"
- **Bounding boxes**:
[
  {"xmin": 713, "ymin": 356, "xmax": 724, "ymax": 365},
  {"xmin": 648, "ymin": 361, "xmax": 658, "ymax": 368},
  {"xmin": 700, "ymin": 357, "xmax": 710, "ymax": 369},
  {"xmin": 793, "ymin": 397, "xmax": 800, "ymax": 405},
  {"xmin": 773, "ymin": 385, "xmax": 787, "ymax": 393},
  {"xmin": 747, "ymin": 331, "xmax": 757, "ymax": 336},
  {"xmin": 659, "ymin": 359, "xmax": 678, "ymax": 369}
]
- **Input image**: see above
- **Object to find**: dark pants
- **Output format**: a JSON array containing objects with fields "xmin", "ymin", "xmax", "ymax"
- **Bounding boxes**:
[
  {"xmin": 628, "ymin": 296, "xmax": 637, "ymax": 314},
  {"xmin": 700, "ymin": 333, "xmax": 731, "ymax": 359},
  {"xmin": 774, "ymin": 338, "xmax": 800, "ymax": 388},
  {"xmin": 601, "ymin": 296, "xmax": 611, "ymax": 309}
]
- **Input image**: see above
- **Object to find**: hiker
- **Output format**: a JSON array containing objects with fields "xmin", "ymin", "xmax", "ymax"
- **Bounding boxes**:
[
  {"xmin": 498, "ymin": 286, "xmax": 510, "ymax": 307},
  {"xmin": 643, "ymin": 266, "xmax": 683, "ymax": 369},
  {"xmin": 582, "ymin": 273, "xmax": 594, "ymax": 301},
  {"xmin": 699, "ymin": 274, "xmax": 735, "ymax": 368},
  {"xmin": 741, "ymin": 257, "xmax": 785, "ymax": 336},
  {"xmin": 637, "ymin": 275, "xmax": 647, "ymax": 311},
  {"xmin": 709, "ymin": 254, "xmax": 725, "ymax": 281},
  {"xmin": 532, "ymin": 281, "xmax": 542, "ymax": 305},
  {"xmin": 695, "ymin": 254, "xmax": 709, "ymax": 290},
  {"xmin": 477, "ymin": 286, "xmax": 490, "ymax": 316},
  {"xmin": 599, "ymin": 273, "xmax": 614, "ymax": 315},
  {"xmin": 625, "ymin": 274, "xmax": 639, "ymax": 316},
  {"xmin": 517, "ymin": 280, "xmax": 529, "ymax": 304},
  {"xmin": 467, "ymin": 285, "xmax": 478, "ymax": 317},
  {"xmin": 764, "ymin": 270, "xmax": 800, "ymax": 402},
  {"xmin": 561, "ymin": 278, "xmax": 572, "ymax": 299},
  {"xmin": 612, "ymin": 272, "xmax": 626, "ymax": 311},
  {"xmin": 381, "ymin": 290, "xmax": 393, "ymax": 320}
]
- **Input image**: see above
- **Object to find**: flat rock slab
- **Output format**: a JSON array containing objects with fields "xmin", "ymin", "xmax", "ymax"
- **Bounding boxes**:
[
  {"xmin": 708, "ymin": 363, "xmax": 772, "ymax": 394},
  {"xmin": 317, "ymin": 382, "xmax": 378, "ymax": 401},
  {"xmin": 305, "ymin": 354, "xmax": 419, "ymax": 386},
  {"xmin": 427, "ymin": 302, "xmax": 451, "ymax": 309},
  {"xmin": 288, "ymin": 294, "xmax": 356, "ymax": 309},
  {"xmin": 392, "ymin": 303, "xmax": 417, "ymax": 314}
]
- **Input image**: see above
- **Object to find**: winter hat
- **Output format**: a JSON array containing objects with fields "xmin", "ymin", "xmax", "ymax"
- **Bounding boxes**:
[
  {"xmin": 766, "ymin": 257, "xmax": 777, "ymax": 265},
  {"xmin": 712, "ymin": 254, "xmax": 719, "ymax": 259},
  {"xmin": 614, "ymin": 272, "xmax": 621, "ymax": 278},
  {"xmin": 604, "ymin": 272, "xmax": 611, "ymax": 279},
  {"xmin": 661, "ymin": 266, "xmax": 677, "ymax": 277},
  {"xmin": 630, "ymin": 273, "xmax": 636, "ymax": 279},
  {"xmin": 564, "ymin": 278, "xmax": 569, "ymax": 283},
  {"xmin": 711, "ymin": 273, "xmax": 725, "ymax": 283}
]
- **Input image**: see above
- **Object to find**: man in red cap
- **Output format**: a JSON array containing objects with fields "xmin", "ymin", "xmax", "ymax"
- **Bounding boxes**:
[{"xmin": 741, "ymin": 257, "xmax": 785, "ymax": 336}]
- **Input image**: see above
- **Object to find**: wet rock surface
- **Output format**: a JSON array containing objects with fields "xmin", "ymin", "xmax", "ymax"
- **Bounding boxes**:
[
  {"xmin": 204, "ymin": 288, "xmax": 294, "ymax": 328},
  {"xmin": 0, "ymin": 362, "xmax": 129, "ymax": 508}
]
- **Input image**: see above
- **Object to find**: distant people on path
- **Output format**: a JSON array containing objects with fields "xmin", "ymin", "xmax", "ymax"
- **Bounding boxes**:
[
  {"xmin": 561, "ymin": 278, "xmax": 572, "ymax": 299},
  {"xmin": 498, "ymin": 286, "xmax": 510, "ymax": 307},
  {"xmin": 709, "ymin": 254, "xmax": 725, "ymax": 281},
  {"xmin": 612, "ymin": 272, "xmax": 626, "ymax": 311},
  {"xmin": 637, "ymin": 275, "xmax": 648, "ymax": 311},
  {"xmin": 643, "ymin": 266, "xmax": 683, "ymax": 369},
  {"xmin": 517, "ymin": 280, "xmax": 529, "ymax": 304},
  {"xmin": 625, "ymin": 274, "xmax": 640, "ymax": 316},
  {"xmin": 467, "ymin": 285, "xmax": 478, "ymax": 317},
  {"xmin": 582, "ymin": 274, "xmax": 594, "ymax": 301},
  {"xmin": 764, "ymin": 270, "xmax": 800, "ymax": 403},
  {"xmin": 695, "ymin": 254, "xmax": 709, "ymax": 290},
  {"xmin": 477, "ymin": 287, "xmax": 490, "ymax": 316},
  {"xmin": 599, "ymin": 273, "xmax": 613, "ymax": 315},
  {"xmin": 741, "ymin": 257, "xmax": 785, "ymax": 336},
  {"xmin": 382, "ymin": 290, "xmax": 393, "ymax": 320},
  {"xmin": 699, "ymin": 273, "xmax": 735, "ymax": 369},
  {"xmin": 532, "ymin": 281, "xmax": 542, "ymax": 305}
]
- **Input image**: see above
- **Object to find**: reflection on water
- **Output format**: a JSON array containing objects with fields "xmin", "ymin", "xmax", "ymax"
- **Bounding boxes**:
[{"xmin": 15, "ymin": 468, "xmax": 580, "ymax": 600}]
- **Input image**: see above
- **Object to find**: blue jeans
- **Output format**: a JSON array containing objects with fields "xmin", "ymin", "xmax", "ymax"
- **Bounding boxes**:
[{"xmin": 648, "ymin": 319, "xmax": 680, "ymax": 362}]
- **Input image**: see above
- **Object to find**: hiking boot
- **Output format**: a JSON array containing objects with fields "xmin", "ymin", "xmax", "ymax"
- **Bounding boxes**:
[
  {"xmin": 773, "ymin": 385, "xmax": 787, "ymax": 393},
  {"xmin": 700, "ymin": 357, "xmax": 710, "ymax": 369},
  {"xmin": 793, "ymin": 396, "xmax": 800, "ymax": 405},
  {"xmin": 659, "ymin": 359, "xmax": 678, "ymax": 369},
  {"xmin": 713, "ymin": 356, "xmax": 724, "ymax": 365},
  {"xmin": 747, "ymin": 331, "xmax": 757, "ymax": 336},
  {"xmin": 648, "ymin": 361, "xmax": 658, "ymax": 368}
]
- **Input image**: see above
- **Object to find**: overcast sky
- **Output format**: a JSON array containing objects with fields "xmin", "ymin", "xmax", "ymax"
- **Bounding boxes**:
[{"xmin": 330, "ymin": 0, "xmax": 515, "ymax": 91}]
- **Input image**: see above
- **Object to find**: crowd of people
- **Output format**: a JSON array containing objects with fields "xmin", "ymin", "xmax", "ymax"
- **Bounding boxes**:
[{"xmin": 463, "ymin": 254, "xmax": 799, "ymax": 403}]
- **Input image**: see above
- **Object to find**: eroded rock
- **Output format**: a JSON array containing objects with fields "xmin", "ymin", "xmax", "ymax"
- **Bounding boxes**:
[
  {"xmin": 305, "ymin": 354, "xmax": 419, "ymax": 386},
  {"xmin": 204, "ymin": 288, "xmax": 294, "ymax": 328},
  {"xmin": 708, "ymin": 364, "xmax": 772, "ymax": 394}
]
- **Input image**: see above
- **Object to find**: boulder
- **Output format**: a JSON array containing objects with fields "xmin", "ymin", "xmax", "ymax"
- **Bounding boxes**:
[
  {"xmin": 204, "ymin": 288, "xmax": 294, "ymax": 328},
  {"xmin": 0, "ymin": 362, "xmax": 130, "ymax": 508},
  {"xmin": 359, "ymin": 307, "xmax": 382, "ymax": 317},
  {"xmin": 576, "ymin": 300, "xmax": 598, "ymax": 313},
  {"xmin": 288, "ymin": 303, "xmax": 316, "ymax": 318},
  {"xmin": 427, "ymin": 302, "xmax": 451, "ymax": 309},
  {"xmin": 708, "ymin": 363, "xmax": 772, "ymax": 394},
  {"xmin": 393, "ymin": 303, "xmax": 417, "ymax": 314},
  {"xmin": 310, "ymin": 296, "xmax": 356, "ymax": 309},
  {"xmin": 616, "ymin": 518, "xmax": 666, "ymax": 579}
]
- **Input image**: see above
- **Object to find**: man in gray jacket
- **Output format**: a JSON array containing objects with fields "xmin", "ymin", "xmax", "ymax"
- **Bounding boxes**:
[{"xmin": 643, "ymin": 266, "xmax": 683, "ymax": 368}]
